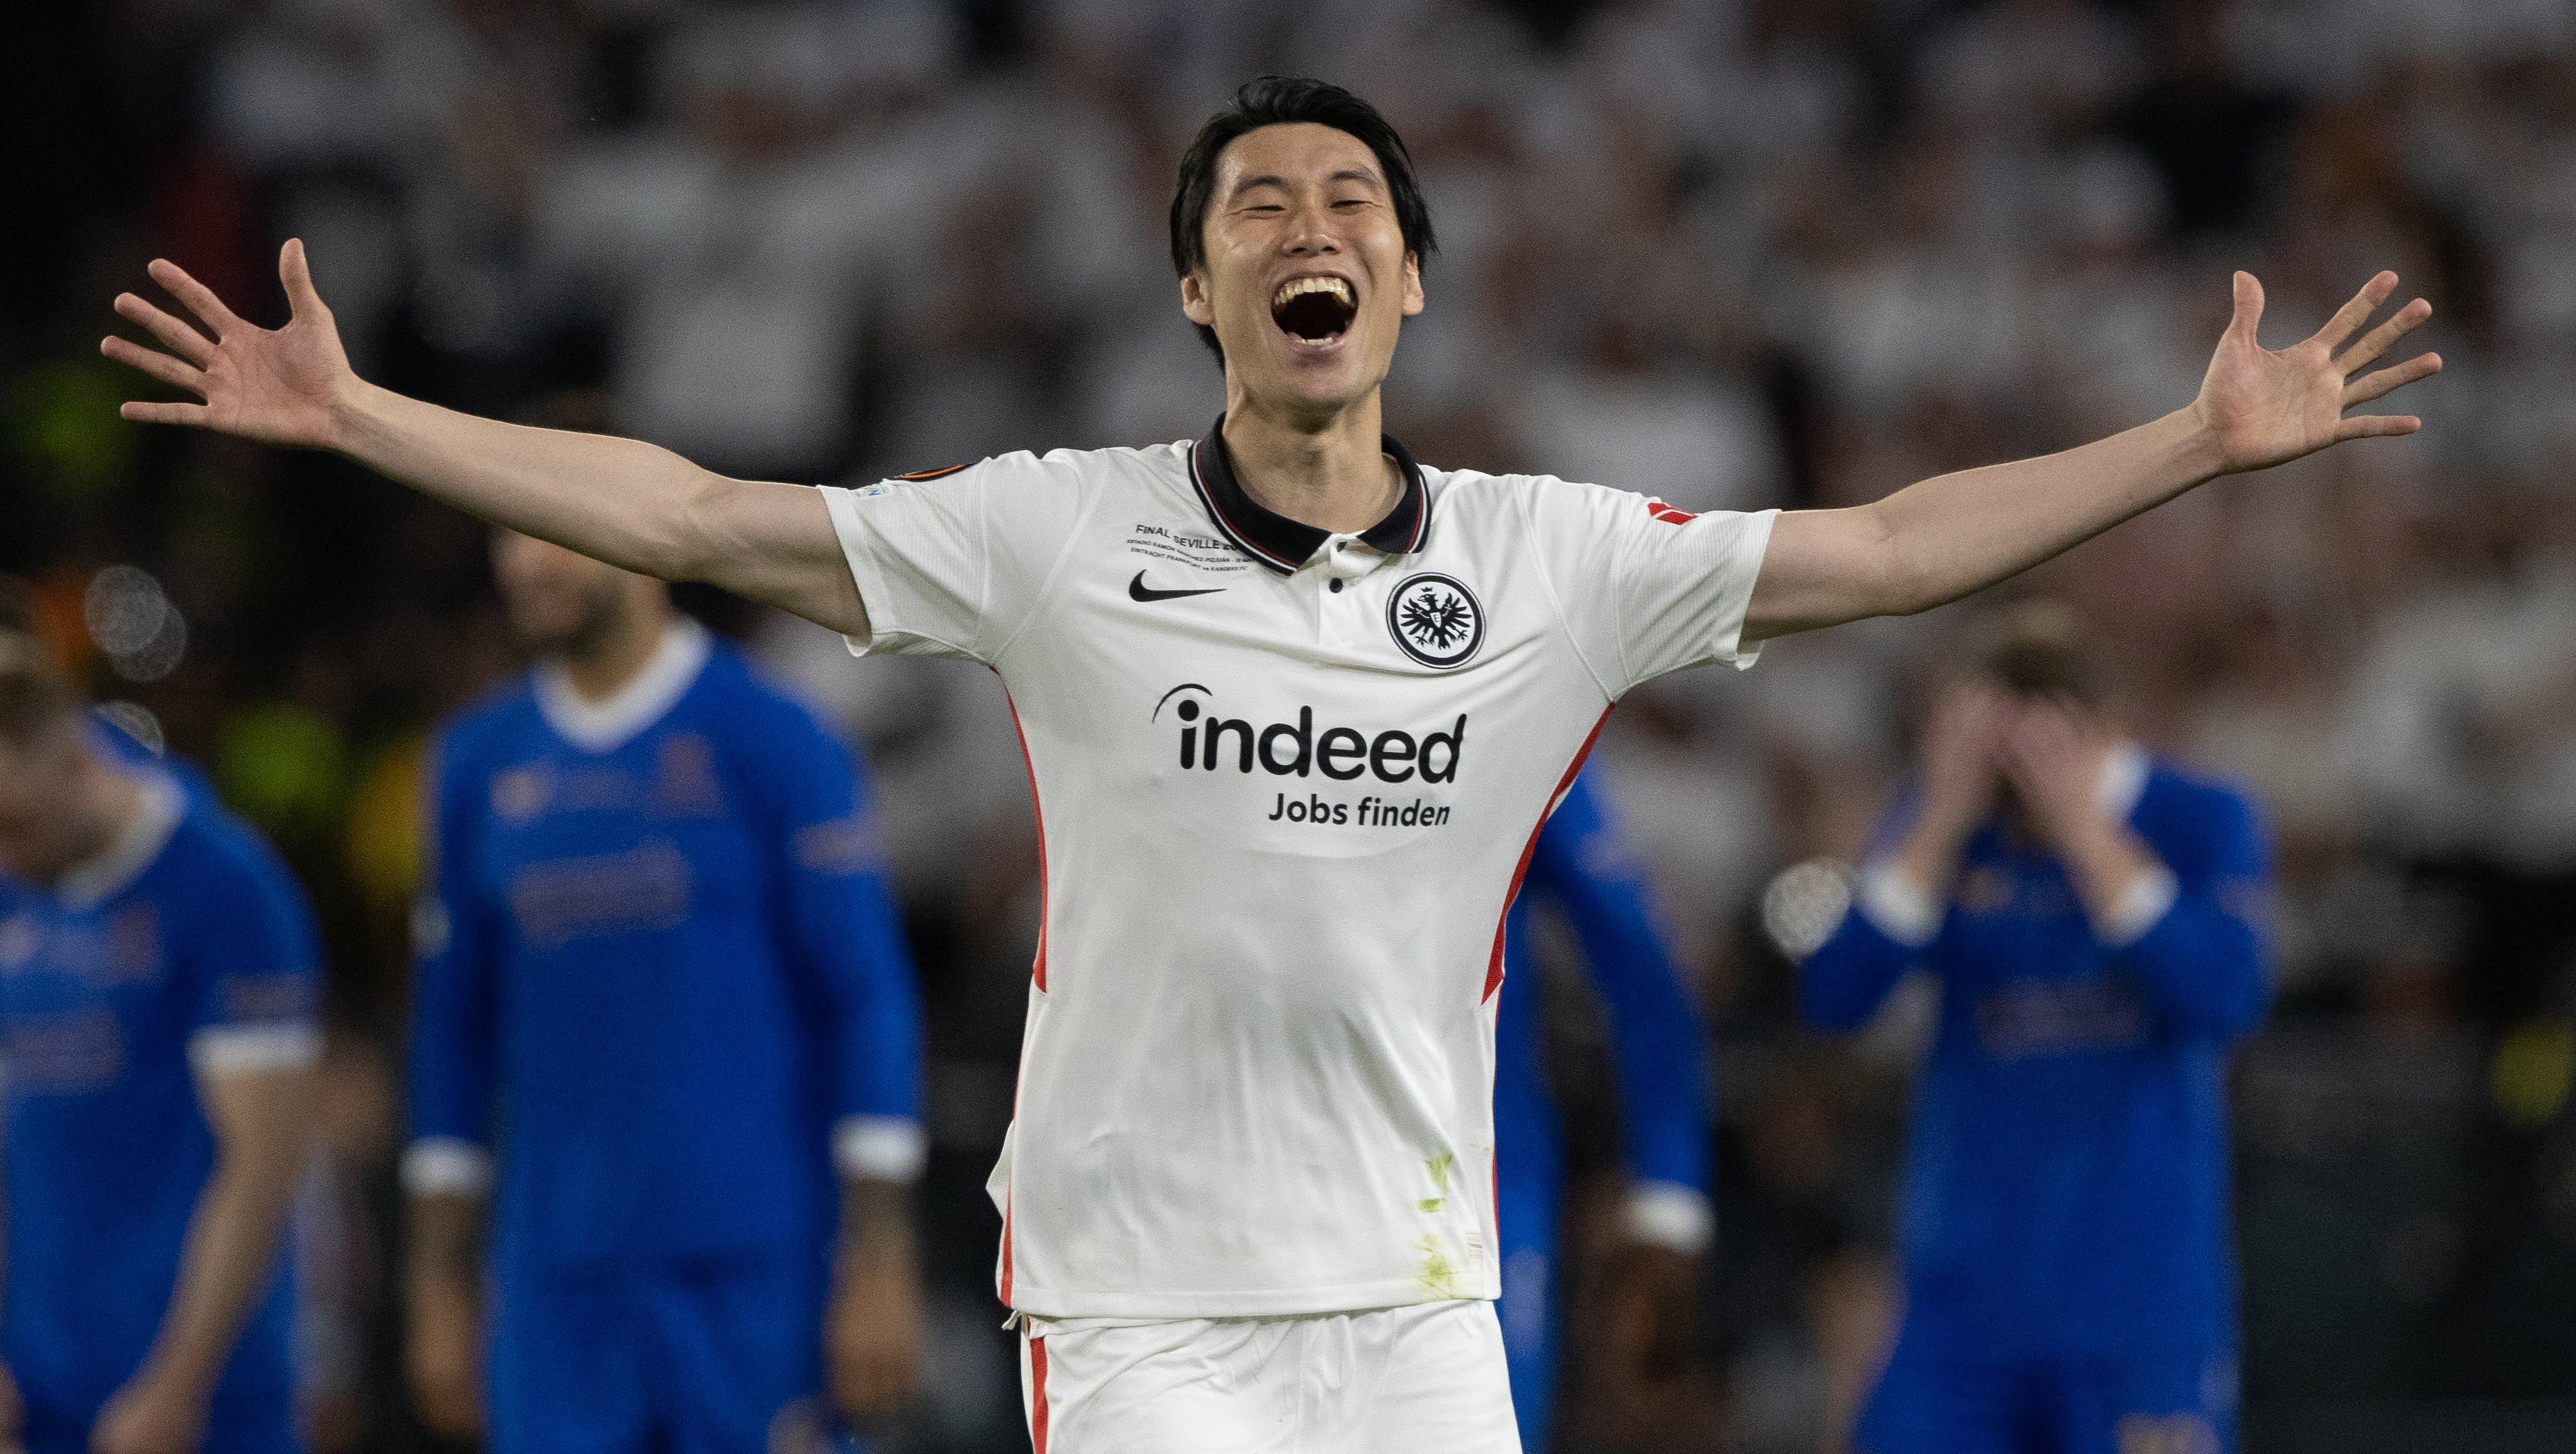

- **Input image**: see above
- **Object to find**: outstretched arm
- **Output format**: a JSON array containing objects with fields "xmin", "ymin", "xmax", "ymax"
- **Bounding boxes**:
[
  {"xmin": 103, "ymin": 241, "xmax": 866, "ymax": 636},
  {"xmin": 1744, "ymin": 271, "xmax": 2438, "ymax": 641}
]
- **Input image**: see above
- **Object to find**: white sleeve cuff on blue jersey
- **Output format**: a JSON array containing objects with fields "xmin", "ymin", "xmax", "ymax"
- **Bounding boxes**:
[
  {"xmin": 188, "ymin": 1023, "xmax": 323, "ymax": 1076},
  {"xmin": 1624, "ymin": 1181, "xmax": 1715, "ymax": 1255},
  {"xmin": 2096, "ymin": 866, "xmax": 2180, "ymax": 948},
  {"xmin": 1854, "ymin": 862, "xmax": 1942, "ymax": 948},
  {"xmin": 833, "ymin": 1115, "xmax": 928, "ymax": 1184},
  {"xmin": 401, "ymin": 1137, "xmax": 496, "ymax": 1197}
]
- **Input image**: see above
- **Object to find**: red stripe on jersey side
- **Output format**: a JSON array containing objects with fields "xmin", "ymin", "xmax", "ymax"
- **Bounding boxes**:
[
  {"xmin": 1028, "ymin": 1335, "xmax": 1052, "ymax": 1452},
  {"xmin": 899, "ymin": 462, "xmax": 969, "ymax": 481},
  {"xmin": 1483, "ymin": 707, "xmax": 1614, "ymax": 1002},
  {"xmin": 1005, "ymin": 693, "xmax": 1050, "ymax": 992}
]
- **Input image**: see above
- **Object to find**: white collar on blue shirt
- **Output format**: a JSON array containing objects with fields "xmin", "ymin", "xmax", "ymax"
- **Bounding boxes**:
[
  {"xmin": 57, "ymin": 770, "xmax": 186, "ymax": 912},
  {"xmin": 532, "ymin": 617, "xmax": 713, "ymax": 754}
]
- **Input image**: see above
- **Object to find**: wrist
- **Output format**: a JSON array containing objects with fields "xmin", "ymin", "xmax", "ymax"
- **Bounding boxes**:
[
  {"xmin": 325, "ymin": 376, "xmax": 393, "ymax": 457},
  {"xmin": 2169, "ymin": 403, "xmax": 2232, "ymax": 481}
]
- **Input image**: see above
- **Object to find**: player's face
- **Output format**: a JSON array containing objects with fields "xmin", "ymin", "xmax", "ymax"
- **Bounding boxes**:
[
  {"xmin": 0, "ymin": 729, "xmax": 90, "ymax": 884},
  {"xmin": 1182, "ymin": 123, "xmax": 1424, "ymax": 418},
  {"xmin": 492, "ymin": 529, "xmax": 630, "ymax": 658}
]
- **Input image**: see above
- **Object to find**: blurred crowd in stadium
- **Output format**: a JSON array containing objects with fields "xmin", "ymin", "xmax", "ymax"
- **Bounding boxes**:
[{"xmin": 8, "ymin": 0, "xmax": 2576, "ymax": 1449}]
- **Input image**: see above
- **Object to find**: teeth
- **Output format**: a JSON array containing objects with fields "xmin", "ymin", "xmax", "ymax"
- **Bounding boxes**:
[{"xmin": 1273, "ymin": 276, "xmax": 1354, "ymax": 310}]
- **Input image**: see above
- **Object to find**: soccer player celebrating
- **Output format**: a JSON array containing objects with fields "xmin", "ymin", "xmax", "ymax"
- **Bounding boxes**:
[
  {"xmin": 103, "ymin": 74, "xmax": 2433, "ymax": 1452},
  {"xmin": 1495, "ymin": 764, "xmax": 1708, "ymax": 1451},
  {"xmin": 1800, "ymin": 605, "xmax": 2272, "ymax": 1453},
  {"xmin": 0, "ymin": 631, "xmax": 322, "ymax": 1454},
  {"xmin": 401, "ymin": 531, "xmax": 926, "ymax": 1453}
]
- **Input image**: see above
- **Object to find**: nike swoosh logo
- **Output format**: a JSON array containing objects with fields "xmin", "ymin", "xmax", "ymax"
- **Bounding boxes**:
[{"xmin": 1129, "ymin": 570, "xmax": 1225, "ymax": 603}]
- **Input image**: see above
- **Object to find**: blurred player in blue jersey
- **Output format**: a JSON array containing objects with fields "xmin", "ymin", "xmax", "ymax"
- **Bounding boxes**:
[
  {"xmin": 401, "ymin": 529, "xmax": 926, "ymax": 1454},
  {"xmin": 1496, "ymin": 762, "xmax": 1711, "ymax": 1452},
  {"xmin": 1800, "ymin": 604, "xmax": 2271, "ymax": 1454},
  {"xmin": 0, "ymin": 630, "xmax": 322, "ymax": 1454}
]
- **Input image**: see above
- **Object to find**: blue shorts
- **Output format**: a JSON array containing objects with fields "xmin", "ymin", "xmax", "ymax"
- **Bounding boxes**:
[
  {"xmin": 1859, "ymin": 1318, "xmax": 2236, "ymax": 1454},
  {"xmin": 487, "ymin": 1254, "xmax": 833, "ymax": 1454},
  {"xmin": 21, "ymin": 1383, "xmax": 299, "ymax": 1454}
]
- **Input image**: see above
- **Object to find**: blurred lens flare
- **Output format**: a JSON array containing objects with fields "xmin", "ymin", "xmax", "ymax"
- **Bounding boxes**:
[
  {"xmin": 113, "ymin": 606, "xmax": 187, "ymax": 683},
  {"xmin": 84, "ymin": 565, "xmax": 167, "ymax": 654},
  {"xmin": 82, "ymin": 564, "xmax": 188, "ymax": 681},
  {"xmin": 1762, "ymin": 859, "xmax": 1854, "ymax": 961}
]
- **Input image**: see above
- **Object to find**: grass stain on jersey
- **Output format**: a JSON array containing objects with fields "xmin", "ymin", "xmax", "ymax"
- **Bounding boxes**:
[
  {"xmin": 1412, "ymin": 1237, "xmax": 1462, "ymax": 1298},
  {"xmin": 1417, "ymin": 1151, "xmax": 1458, "ymax": 1213}
]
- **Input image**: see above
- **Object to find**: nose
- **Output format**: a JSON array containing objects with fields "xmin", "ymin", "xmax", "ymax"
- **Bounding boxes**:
[{"xmin": 1280, "ymin": 196, "xmax": 1340, "ymax": 256}]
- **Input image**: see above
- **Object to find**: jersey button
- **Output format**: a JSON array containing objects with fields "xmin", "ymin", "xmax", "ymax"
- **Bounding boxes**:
[{"xmin": 1329, "ymin": 579, "xmax": 1344, "ymax": 593}]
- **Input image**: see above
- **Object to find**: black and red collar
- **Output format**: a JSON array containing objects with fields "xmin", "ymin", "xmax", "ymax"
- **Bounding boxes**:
[{"xmin": 1187, "ymin": 414, "xmax": 1430, "ymax": 576}]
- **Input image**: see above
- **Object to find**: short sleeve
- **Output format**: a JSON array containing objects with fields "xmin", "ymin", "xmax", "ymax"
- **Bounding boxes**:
[
  {"xmin": 181, "ymin": 833, "xmax": 325, "ymax": 1078},
  {"xmin": 1527, "ymin": 481, "xmax": 1778, "ymax": 695},
  {"xmin": 821, "ymin": 451, "xmax": 1095, "ymax": 665}
]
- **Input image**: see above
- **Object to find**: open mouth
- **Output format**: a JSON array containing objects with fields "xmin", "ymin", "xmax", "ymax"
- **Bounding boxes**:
[{"xmin": 1272, "ymin": 275, "xmax": 1357, "ymax": 342}]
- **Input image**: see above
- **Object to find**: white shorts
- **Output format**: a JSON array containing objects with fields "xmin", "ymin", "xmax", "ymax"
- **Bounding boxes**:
[{"xmin": 1017, "ymin": 1300, "xmax": 1521, "ymax": 1453}]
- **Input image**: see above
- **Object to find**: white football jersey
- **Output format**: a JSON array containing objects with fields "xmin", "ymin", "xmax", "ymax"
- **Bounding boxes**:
[{"xmin": 823, "ymin": 423, "xmax": 1775, "ymax": 1319}]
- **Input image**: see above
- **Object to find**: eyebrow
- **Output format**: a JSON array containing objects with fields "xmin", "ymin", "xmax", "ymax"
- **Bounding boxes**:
[{"xmin": 1227, "ymin": 167, "xmax": 1387, "ymax": 202}]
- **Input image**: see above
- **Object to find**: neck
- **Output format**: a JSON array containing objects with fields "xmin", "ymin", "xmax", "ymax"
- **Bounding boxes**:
[
  {"xmin": 1220, "ymin": 387, "xmax": 1400, "ymax": 535},
  {"xmin": 560, "ymin": 595, "xmax": 676, "ymax": 703},
  {"xmin": 59, "ymin": 751, "xmax": 145, "ymax": 884}
]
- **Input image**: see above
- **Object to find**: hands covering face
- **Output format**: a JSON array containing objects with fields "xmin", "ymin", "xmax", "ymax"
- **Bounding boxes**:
[{"xmin": 1919, "ymin": 683, "xmax": 2112, "ymax": 850}]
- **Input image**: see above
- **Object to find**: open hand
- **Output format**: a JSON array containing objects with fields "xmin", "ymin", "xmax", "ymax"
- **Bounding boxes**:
[
  {"xmin": 1998, "ymin": 699, "xmax": 2108, "ymax": 852},
  {"xmin": 102, "ymin": 239, "xmax": 358, "ymax": 452},
  {"xmin": 2193, "ymin": 270, "xmax": 2439, "ymax": 475}
]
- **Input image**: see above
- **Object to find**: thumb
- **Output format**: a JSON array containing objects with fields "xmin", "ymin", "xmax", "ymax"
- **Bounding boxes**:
[
  {"xmin": 2226, "ymin": 270, "xmax": 2264, "ymax": 347},
  {"xmin": 280, "ymin": 238, "xmax": 326, "ymax": 318}
]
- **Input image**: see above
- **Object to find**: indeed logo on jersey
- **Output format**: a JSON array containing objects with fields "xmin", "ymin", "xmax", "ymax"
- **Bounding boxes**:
[{"xmin": 1155, "ymin": 684, "xmax": 1466, "ymax": 785}]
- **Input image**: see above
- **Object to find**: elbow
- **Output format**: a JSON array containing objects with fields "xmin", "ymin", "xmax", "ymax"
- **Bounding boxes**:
[
  {"xmin": 651, "ymin": 470, "xmax": 735, "ymax": 583},
  {"xmin": 1851, "ymin": 501, "xmax": 1944, "ymax": 621},
  {"xmin": 2206, "ymin": 963, "xmax": 2272, "ymax": 1040},
  {"xmin": 622, "ymin": 462, "xmax": 737, "ymax": 584}
]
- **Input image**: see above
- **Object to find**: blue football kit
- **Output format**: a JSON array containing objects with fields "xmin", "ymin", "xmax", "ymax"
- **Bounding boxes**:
[
  {"xmin": 1801, "ymin": 748, "xmax": 2271, "ymax": 1454},
  {"xmin": 1494, "ymin": 764, "xmax": 1711, "ymax": 1452},
  {"xmin": 1, "ymin": 749, "xmax": 323, "ymax": 1454},
  {"xmin": 405, "ymin": 621, "xmax": 924, "ymax": 1454}
]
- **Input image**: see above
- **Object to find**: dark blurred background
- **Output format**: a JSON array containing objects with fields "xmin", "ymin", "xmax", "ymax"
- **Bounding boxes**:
[{"xmin": 6, "ymin": 1, "xmax": 2576, "ymax": 1450}]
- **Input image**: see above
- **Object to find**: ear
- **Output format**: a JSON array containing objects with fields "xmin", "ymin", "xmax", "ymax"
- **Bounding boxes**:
[
  {"xmin": 1400, "ymin": 252, "xmax": 1424, "ymax": 318},
  {"xmin": 1180, "ymin": 271, "xmax": 1215, "ymax": 328}
]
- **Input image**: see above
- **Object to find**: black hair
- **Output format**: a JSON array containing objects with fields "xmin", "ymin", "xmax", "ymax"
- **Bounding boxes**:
[{"xmin": 1168, "ymin": 76, "xmax": 1437, "ymax": 360}]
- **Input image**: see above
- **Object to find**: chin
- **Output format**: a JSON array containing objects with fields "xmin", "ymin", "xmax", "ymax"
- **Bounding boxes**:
[{"xmin": 1252, "ymin": 341, "xmax": 1388, "ymax": 413}]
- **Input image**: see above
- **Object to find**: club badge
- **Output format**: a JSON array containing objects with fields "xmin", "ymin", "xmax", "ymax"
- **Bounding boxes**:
[{"xmin": 1386, "ymin": 572, "xmax": 1485, "ymax": 669}]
